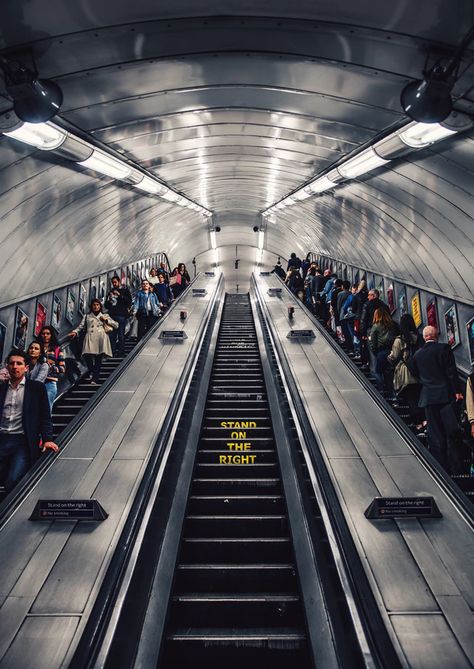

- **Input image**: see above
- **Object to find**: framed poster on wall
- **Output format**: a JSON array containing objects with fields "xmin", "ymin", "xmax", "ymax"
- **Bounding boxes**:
[
  {"xmin": 426, "ymin": 299, "xmax": 438, "ymax": 330},
  {"xmin": 13, "ymin": 307, "xmax": 29, "ymax": 350},
  {"xmin": 411, "ymin": 291, "xmax": 422, "ymax": 328},
  {"xmin": 51, "ymin": 294, "xmax": 62, "ymax": 331},
  {"xmin": 121, "ymin": 268, "xmax": 126, "ymax": 286},
  {"xmin": 90, "ymin": 279, "xmax": 97, "ymax": 302},
  {"xmin": 79, "ymin": 283, "xmax": 87, "ymax": 316},
  {"xmin": 398, "ymin": 287, "xmax": 408, "ymax": 317},
  {"xmin": 444, "ymin": 304, "xmax": 460, "ymax": 348},
  {"xmin": 386, "ymin": 284, "xmax": 395, "ymax": 314},
  {"xmin": 467, "ymin": 317, "xmax": 474, "ymax": 365},
  {"xmin": 66, "ymin": 289, "xmax": 76, "ymax": 324},
  {"xmin": 34, "ymin": 301, "xmax": 47, "ymax": 337},
  {"xmin": 377, "ymin": 278, "xmax": 384, "ymax": 301}
]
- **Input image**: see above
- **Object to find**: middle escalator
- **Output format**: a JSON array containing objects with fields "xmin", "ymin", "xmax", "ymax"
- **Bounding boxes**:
[{"xmin": 160, "ymin": 294, "xmax": 312, "ymax": 668}]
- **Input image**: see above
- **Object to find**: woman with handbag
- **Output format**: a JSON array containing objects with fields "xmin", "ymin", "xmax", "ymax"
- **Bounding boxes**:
[
  {"xmin": 68, "ymin": 299, "xmax": 118, "ymax": 385},
  {"xmin": 388, "ymin": 314, "xmax": 425, "ymax": 427},
  {"xmin": 370, "ymin": 308, "xmax": 399, "ymax": 393},
  {"xmin": 170, "ymin": 263, "xmax": 190, "ymax": 298}
]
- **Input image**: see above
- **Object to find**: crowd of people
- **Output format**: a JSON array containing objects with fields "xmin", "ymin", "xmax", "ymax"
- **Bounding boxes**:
[
  {"xmin": 274, "ymin": 253, "xmax": 474, "ymax": 475},
  {"xmin": 0, "ymin": 261, "xmax": 191, "ymax": 494}
]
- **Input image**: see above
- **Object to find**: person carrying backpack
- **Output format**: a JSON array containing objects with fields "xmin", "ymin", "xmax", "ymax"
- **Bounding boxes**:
[
  {"xmin": 37, "ymin": 326, "xmax": 66, "ymax": 410},
  {"xmin": 388, "ymin": 314, "xmax": 424, "ymax": 426}
]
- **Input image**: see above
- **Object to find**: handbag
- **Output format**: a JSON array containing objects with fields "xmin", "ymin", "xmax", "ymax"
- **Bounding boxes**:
[
  {"xmin": 169, "ymin": 275, "xmax": 178, "ymax": 286},
  {"xmin": 102, "ymin": 320, "xmax": 114, "ymax": 334},
  {"xmin": 393, "ymin": 360, "xmax": 412, "ymax": 393}
]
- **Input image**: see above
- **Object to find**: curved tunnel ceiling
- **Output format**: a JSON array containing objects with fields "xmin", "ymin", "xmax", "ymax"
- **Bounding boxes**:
[{"xmin": 0, "ymin": 1, "xmax": 473, "ymax": 302}]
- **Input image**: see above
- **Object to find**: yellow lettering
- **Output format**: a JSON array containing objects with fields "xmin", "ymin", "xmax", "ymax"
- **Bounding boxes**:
[
  {"xmin": 220, "ymin": 421, "xmax": 228, "ymax": 428},
  {"xmin": 231, "ymin": 431, "xmax": 246, "ymax": 439},
  {"xmin": 220, "ymin": 420, "xmax": 257, "ymax": 428},
  {"xmin": 243, "ymin": 443, "xmax": 251, "ymax": 450},
  {"xmin": 219, "ymin": 455, "xmax": 229, "ymax": 464}
]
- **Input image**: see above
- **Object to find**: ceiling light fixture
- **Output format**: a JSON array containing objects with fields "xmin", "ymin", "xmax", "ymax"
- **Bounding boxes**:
[
  {"xmin": 3, "ymin": 121, "xmax": 67, "ymax": 150},
  {"xmin": 1, "ymin": 116, "xmax": 212, "ymax": 216},
  {"xmin": 400, "ymin": 25, "xmax": 474, "ymax": 123},
  {"xmin": 78, "ymin": 148, "xmax": 132, "ymax": 180},
  {"xmin": 336, "ymin": 147, "xmax": 389, "ymax": 179}
]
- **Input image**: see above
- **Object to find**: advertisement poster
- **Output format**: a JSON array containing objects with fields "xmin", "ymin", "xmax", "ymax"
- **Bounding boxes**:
[
  {"xmin": 34, "ymin": 301, "xmax": 47, "ymax": 337},
  {"xmin": 99, "ymin": 278, "xmax": 106, "ymax": 302},
  {"xmin": 467, "ymin": 317, "xmax": 474, "ymax": 365},
  {"xmin": 398, "ymin": 287, "xmax": 408, "ymax": 317},
  {"xmin": 377, "ymin": 279, "xmax": 384, "ymax": 301},
  {"xmin": 127, "ymin": 266, "xmax": 132, "ymax": 287},
  {"xmin": 121, "ymin": 268, "xmax": 126, "ymax": 286},
  {"xmin": 411, "ymin": 291, "xmax": 422, "ymax": 328},
  {"xmin": 426, "ymin": 300, "xmax": 438, "ymax": 330},
  {"xmin": 90, "ymin": 279, "xmax": 97, "ymax": 302},
  {"xmin": 367, "ymin": 273, "xmax": 374, "ymax": 290},
  {"xmin": 387, "ymin": 284, "xmax": 395, "ymax": 314},
  {"xmin": 444, "ymin": 304, "xmax": 459, "ymax": 349},
  {"xmin": 79, "ymin": 283, "xmax": 87, "ymax": 316},
  {"xmin": 66, "ymin": 289, "xmax": 76, "ymax": 324},
  {"xmin": 51, "ymin": 294, "xmax": 62, "ymax": 331},
  {"xmin": 0, "ymin": 322, "xmax": 7, "ymax": 362},
  {"xmin": 13, "ymin": 307, "xmax": 29, "ymax": 349}
]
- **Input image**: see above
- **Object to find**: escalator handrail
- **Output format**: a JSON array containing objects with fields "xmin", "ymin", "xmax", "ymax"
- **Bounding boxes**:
[
  {"xmin": 252, "ymin": 274, "xmax": 404, "ymax": 669},
  {"xmin": 67, "ymin": 274, "xmax": 224, "ymax": 669},
  {"xmin": 0, "ymin": 272, "xmax": 207, "ymax": 529}
]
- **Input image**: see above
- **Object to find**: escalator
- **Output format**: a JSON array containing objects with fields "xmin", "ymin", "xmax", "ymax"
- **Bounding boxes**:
[{"xmin": 160, "ymin": 294, "xmax": 311, "ymax": 667}]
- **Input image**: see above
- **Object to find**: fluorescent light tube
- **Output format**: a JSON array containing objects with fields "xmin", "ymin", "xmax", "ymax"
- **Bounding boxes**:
[
  {"xmin": 135, "ymin": 176, "xmax": 168, "ymax": 194},
  {"xmin": 256, "ymin": 247, "xmax": 263, "ymax": 264},
  {"xmin": 307, "ymin": 175, "xmax": 338, "ymax": 194},
  {"xmin": 258, "ymin": 230, "xmax": 264, "ymax": 250},
  {"xmin": 210, "ymin": 230, "xmax": 217, "ymax": 249},
  {"xmin": 337, "ymin": 147, "xmax": 389, "ymax": 179},
  {"xmin": 290, "ymin": 189, "xmax": 311, "ymax": 201},
  {"xmin": 3, "ymin": 121, "xmax": 67, "ymax": 150},
  {"xmin": 398, "ymin": 122, "xmax": 457, "ymax": 148},
  {"xmin": 78, "ymin": 149, "xmax": 132, "ymax": 179},
  {"xmin": 161, "ymin": 190, "xmax": 181, "ymax": 202}
]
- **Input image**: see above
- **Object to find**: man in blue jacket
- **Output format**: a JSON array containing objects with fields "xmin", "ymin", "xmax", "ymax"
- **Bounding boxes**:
[{"xmin": 0, "ymin": 349, "xmax": 59, "ymax": 492}]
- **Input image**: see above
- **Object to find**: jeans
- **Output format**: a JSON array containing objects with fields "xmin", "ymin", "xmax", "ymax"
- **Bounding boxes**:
[
  {"xmin": 374, "ymin": 349, "xmax": 390, "ymax": 392},
  {"xmin": 44, "ymin": 381, "xmax": 57, "ymax": 411},
  {"xmin": 0, "ymin": 433, "xmax": 30, "ymax": 492},
  {"xmin": 83, "ymin": 353, "xmax": 104, "ymax": 383},
  {"xmin": 137, "ymin": 313, "xmax": 157, "ymax": 340},
  {"xmin": 109, "ymin": 315, "xmax": 127, "ymax": 356}
]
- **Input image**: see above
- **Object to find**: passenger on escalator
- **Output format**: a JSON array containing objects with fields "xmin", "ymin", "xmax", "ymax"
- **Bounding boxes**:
[
  {"xmin": 148, "ymin": 267, "xmax": 159, "ymax": 287},
  {"xmin": 68, "ymin": 299, "xmax": 118, "ymax": 385},
  {"xmin": 408, "ymin": 326, "xmax": 463, "ymax": 473},
  {"xmin": 286, "ymin": 253, "xmax": 302, "ymax": 273},
  {"xmin": 170, "ymin": 263, "xmax": 191, "ymax": 298},
  {"xmin": 340, "ymin": 283, "xmax": 359, "ymax": 352},
  {"xmin": 369, "ymin": 309, "xmax": 399, "ymax": 393},
  {"xmin": 0, "ymin": 349, "xmax": 58, "ymax": 494},
  {"xmin": 104, "ymin": 276, "xmax": 132, "ymax": 357},
  {"xmin": 301, "ymin": 254, "xmax": 311, "ymax": 279},
  {"xmin": 286, "ymin": 268, "xmax": 304, "ymax": 297},
  {"xmin": 154, "ymin": 273, "xmax": 174, "ymax": 314},
  {"xmin": 387, "ymin": 315, "xmax": 425, "ymax": 427},
  {"xmin": 157, "ymin": 261, "xmax": 170, "ymax": 284},
  {"xmin": 303, "ymin": 267, "xmax": 316, "ymax": 306},
  {"xmin": 359, "ymin": 289, "xmax": 389, "ymax": 368},
  {"xmin": 329, "ymin": 278, "xmax": 343, "ymax": 332},
  {"xmin": 271, "ymin": 262, "xmax": 286, "ymax": 280},
  {"xmin": 37, "ymin": 327, "xmax": 66, "ymax": 410},
  {"xmin": 133, "ymin": 280, "xmax": 160, "ymax": 340},
  {"xmin": 26, "ymin": 342, "xmax": 49, "ymax": 383}
]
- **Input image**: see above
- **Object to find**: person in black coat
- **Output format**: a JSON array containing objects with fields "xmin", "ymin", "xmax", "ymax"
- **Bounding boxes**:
[
  {"xmin": 0, "ymin": 349, "xmax": 58, "ymax": 492},
  {"xmin": 409, "ymin": 326, "xmax": 463, "ymax": 472}
]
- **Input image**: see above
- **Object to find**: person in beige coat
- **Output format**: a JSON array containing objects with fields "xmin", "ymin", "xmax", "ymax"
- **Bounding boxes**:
[{"xmin": 69, "ymin": 299, "xmax": 117, "ymax": 385}]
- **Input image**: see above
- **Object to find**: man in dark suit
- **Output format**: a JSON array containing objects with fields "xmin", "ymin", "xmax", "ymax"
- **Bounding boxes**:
[
  {"xmin": 409, "ymin": 326, "xmax": 463, "ymax": 472},
  {"xmin": 0, "ymin": 349, "xmax": 59, "ymax": 492}
]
